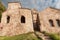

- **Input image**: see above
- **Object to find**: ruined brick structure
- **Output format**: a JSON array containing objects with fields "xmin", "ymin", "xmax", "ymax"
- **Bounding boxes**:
[{"xmin": 0, "ymin": 2, "xmax": 60, "ymax": 36}]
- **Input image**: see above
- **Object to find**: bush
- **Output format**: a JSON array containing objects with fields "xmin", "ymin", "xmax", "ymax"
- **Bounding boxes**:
[{"xmin": 0, "ymin": 2, "xmax": 6, "ymax": 22}]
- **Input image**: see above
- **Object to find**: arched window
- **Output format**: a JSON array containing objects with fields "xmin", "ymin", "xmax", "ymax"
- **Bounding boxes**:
[
  {"xmin": 7, "ymin": 16, "xmax": 10, "ymax": 23},
  {"xmin": 56, "ymin": 19, "xmax": 60, "ymax": 26},
  {"xmin": 21, "ymin": 16, "xmax": 25, "ymax": 23},
  {"xmin": 49, "ymin": 19, "xmax": 54, "ymax": 27}
]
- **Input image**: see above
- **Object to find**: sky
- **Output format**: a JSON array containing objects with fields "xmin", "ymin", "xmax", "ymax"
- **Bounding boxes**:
[{"xmin": 1, "ymin": 0, "xmax": 60, "ymax": 11}]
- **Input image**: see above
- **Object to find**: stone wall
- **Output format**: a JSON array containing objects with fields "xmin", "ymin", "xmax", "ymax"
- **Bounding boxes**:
[
  {"xmin": 39, "ymin": 7, "xmax": 60, "ymax": 33},
  {"xmin": 0, "ymin": 2, "xmax": 60, "ymax": 36},
  {"xmin": 0, "ymin": 2, "xmax": 34, "ymax": 36}
]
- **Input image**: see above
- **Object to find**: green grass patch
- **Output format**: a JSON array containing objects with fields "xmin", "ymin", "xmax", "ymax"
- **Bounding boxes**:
[
  {"xmin": 49, "ymin": 34, "xmax": 60, "ymax": 40},
  {"xmin": 0, "ymin": 32, "xmax": 41, "ymax": 40},
  {"xmin": 42, "ymin": 31, "xmax": 60, "ymax": 40}
]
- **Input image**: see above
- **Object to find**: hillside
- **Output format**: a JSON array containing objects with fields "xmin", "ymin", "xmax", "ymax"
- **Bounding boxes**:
[{"xmin": 0, "ymin": 32, "xmax": 42, "ymax": 40}]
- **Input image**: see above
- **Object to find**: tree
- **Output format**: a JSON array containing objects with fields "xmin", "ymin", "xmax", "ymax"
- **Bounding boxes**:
[{"xmin": 0, "ymin": 2, "xmax": 6, "ymax": 22}]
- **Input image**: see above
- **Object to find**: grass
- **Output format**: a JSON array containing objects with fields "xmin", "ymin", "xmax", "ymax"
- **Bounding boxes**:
[
  {"xmin": 42, "ymin": 31, "xmax": 60, "ymax": 40},
  {"xmin": 0, "ymin": 32, "xmax": 41, "ymax": 40},
  {"xmin": 49, "ymin": 33, "xmax": 60, "ymax": 40},
  {"xmin": 0, "ymin": 32, "xmax": 60, "ymax": 40}
]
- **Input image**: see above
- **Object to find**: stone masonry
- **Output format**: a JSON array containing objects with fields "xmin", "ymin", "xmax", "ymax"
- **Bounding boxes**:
[
  {"xmin": 0, "ymin": 2, "xmax": 60, "ymax": 36},
  {"xmin": 0, "ymin": 2, "xmax": 33, "ymax": 36},
  {"xmin": 39, "ymin": 7, "xmax": 60, "ymax": 33}
]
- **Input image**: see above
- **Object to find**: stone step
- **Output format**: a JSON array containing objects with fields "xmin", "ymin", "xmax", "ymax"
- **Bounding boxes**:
[
  {"xmin": 35, "ymin": 32, "xmax": 52, "ymax": 40},
  {"xmin": 43, "ymin": 35, "xmax": 52, "ymax": 40}
]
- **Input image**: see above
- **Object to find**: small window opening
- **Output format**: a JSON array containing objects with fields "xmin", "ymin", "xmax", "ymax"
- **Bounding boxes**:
[
  {"xmin": 7, "ymin": 16, "xmax": 10, "ymax": 23},
  {"xmin": 21, "ymin": 16, "xmax": 25, "ymax": 23},
  {"xmin": 49, "ymin": 19, "xmax": 54, "ymax": 27},
  {"xmin": 56, "ymin": 19, "xmax": 60, "ymax": 26}
]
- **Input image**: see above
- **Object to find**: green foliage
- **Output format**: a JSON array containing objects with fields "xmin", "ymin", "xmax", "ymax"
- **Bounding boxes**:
[
  {"xmin": 49, "ymin": 34, "xmax": 60, "ymax": 40},
  {"xmin": 0, "ymin": 2, "xmax": 5, "ymax": 12},
  {"xmin": 0, "ymin": 33, "xmax": 41, "ymax": 40},
  {"xmin": 0, "ymin": 2, "xmax": 5, "ymax": 22},
  {"xmin": 42, "ymin": 31, "xmax": 60, "ymax": 40}
]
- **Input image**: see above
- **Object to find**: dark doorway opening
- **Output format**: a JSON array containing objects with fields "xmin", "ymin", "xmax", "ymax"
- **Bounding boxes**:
[{"xmin": 33, "ymin": 14, "xmax": 40, "ymax": 32}]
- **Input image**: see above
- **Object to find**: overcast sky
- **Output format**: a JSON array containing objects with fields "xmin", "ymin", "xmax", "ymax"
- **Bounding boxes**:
[{"xmin": 1, "ymin": 0, "xmax": 60, "ymax": 11}]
